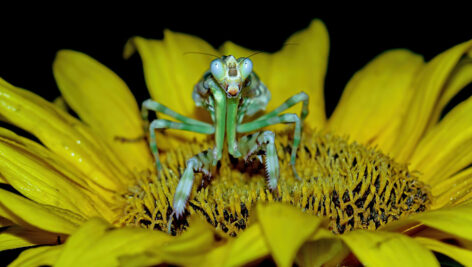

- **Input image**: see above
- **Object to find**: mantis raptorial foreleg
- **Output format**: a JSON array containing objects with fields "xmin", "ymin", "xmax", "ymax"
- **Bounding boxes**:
[
  {"xmin": 238, "ymin": 113, "xmax": 302, "ymax": 179},
  {"xmin": 142, "ymin": 99, "xmax": 215, "ymax": 170},
  {"xmin": 236, "ymin": 92, "xmax": 308, "ymax": 180},
  {"xmin": 237, "ymin": 131, "xmax": 280, "ymax": 189}
]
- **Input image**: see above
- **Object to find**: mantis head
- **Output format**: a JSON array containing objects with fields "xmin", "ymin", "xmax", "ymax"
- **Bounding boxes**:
[{"xmin": 210, "ymin": 55, "xmax": 253, "ymax": 98}]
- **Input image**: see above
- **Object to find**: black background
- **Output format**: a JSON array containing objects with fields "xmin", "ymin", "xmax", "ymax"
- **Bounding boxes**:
[
  {"xmin": 1, "ymin": 11, "xmax": 470, "ymax": 118},
  {"xmin": 0, "ymin": 8, "xmax": 470, "ymax": 266}
]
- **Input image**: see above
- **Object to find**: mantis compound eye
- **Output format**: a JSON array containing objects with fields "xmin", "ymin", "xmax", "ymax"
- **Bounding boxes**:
[
  {"xmin": 210, "ymin": 59, "xmax": 225, "ymax": 81},
  {"xmin": 239, "ymin": 58, "xmax": 253, "ymax": 79}
]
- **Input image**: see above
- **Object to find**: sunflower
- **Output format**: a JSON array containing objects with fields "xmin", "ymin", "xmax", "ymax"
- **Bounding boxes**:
[{"xmin": 1, "ymin": 19, "xmax": 472, "ymax": 266}]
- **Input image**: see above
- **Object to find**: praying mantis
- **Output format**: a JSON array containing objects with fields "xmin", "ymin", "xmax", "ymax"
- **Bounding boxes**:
[{"xmin": 141, "ymin": 55, "xmax": 309, "ymax": 220}]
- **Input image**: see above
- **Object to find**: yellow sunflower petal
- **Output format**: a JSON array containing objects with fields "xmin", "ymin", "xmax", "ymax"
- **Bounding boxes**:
[
  {"xmin": 0, "ymin": 127, "xmax": 116, "ymax": 208},
  {"xmin": 299, "ymin": 227, "xmax": 350, "ymax": 266},
  {"xmin": 426, "ymin": 56, "xmax": 472, "ymax": 129},
  {"xmin": 53, "ymin": 50, "xmax": 153, "ymax": 171},
  {"xmin": 54, "ymin": 217, "xmax": 110, "ymax": 266},
  {"xmin": 124, "ymin": 32, "xmax": 219, "ymax": 148},
  {"xmin": 125, "ymin": 31, "xmax": 220, "ymax": 117},
  {"xmin": 391, "ymin": 40, "xmax": 472, "ymax": 162},
  {"xmin": 413, "ymin": 226, "xmax": 472, "ymax": 251},
  {"xmin": 223, "ymin": 223, "xmax": 269, "ymax": 267},
  {"xmin": 256, "ymin": 202, "xmax": 322, "ymax": 267},
  {"xmin": 413, "ymin": 202, "xmax": 472, "ymax": 241},
  {"xmin": 156, "ymin": 216, "xmax": 218, "ymax": 265},
  {"xmin": 383, "ymin": 201, "xmax": 472, "ymax": 242},
  {"xmin": 295, "ymin": 237, "xmax": 347, "ymax": 267},
  {"xmin": 0, "ymin": 135, "xmax": 104, "ymax": 217},
  {"xmin": 415, "ymin": 236, "xmax": 472, "ymax": 266},
  {"xmin": 0, "ymin": 225, "xmax": 62, "ymax": 251},
  {"xmin": 457, "ymin": 192, "xmax": 472, "ymax": 210},
  {"xmin": 194, "ymin": 244, "xmax": 228, "ymax": 267},
  {"xmin": 55, "ymin": 217, "xmax": 172, "ymax": 267},
  {"xmin": 0, "ymin": 173, "xmax": 7, "ymax": 183},
  {"xmin": 432, "ymin": 167, "xmax": 472, "ymax": 209},
  {"xmin": 0, "ymin": 189, "xmax": 85, "ymax": 234},
  {"xmin": 220, "ymin": 19, "xmax": 329, "ymax": 129},
  {"xmin": 327, "ymin": 49, "xmax": 423, "ymax": 153},
  {"xmin": 0, "ymin": 127, "xmax": 88, "ymax": 189},
  {"xmin": 119, "ymin": 216, "xmax": 222, "ymax": 267},
  {"xmin": 9, "ymin": 245, "xmax": 63, "ymax": 267},
  {"xmin": 53, "ymin": 95, "xmax": 68, "ymax": 111},
  {"xmin": 0, "ymin": 78, "xmax": 127, "ymax": 191},
  {"xmin": 409, "ymin": 93, "xmax": 472, "ymax": 186},
  {"xmin": 118, "ymin": 255, "xmax": 158, "ymax": 267},
  {"xmin": 218, "ymin": 41, "xmax": 254, "ymax": 59},
  {"xmin": 341, "ymin": 230, "xmax": 438, "ymax": 266}
]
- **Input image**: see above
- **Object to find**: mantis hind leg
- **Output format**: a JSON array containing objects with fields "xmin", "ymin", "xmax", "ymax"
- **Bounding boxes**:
[{"xmin": 238, "ymin": 131, "xmax": 280, "ymax": 189}]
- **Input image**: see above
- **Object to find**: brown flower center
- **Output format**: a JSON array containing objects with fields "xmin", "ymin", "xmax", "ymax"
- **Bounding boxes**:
[{"xmin": 118, "ymin": 129, "xmax": 431, "ymax": 236}]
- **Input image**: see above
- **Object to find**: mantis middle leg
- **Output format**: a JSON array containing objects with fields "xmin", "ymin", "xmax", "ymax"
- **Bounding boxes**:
[
  {"xmin": 142, "ymin": 99, "xmax": 214, "ymax": 170},
  {"xmin": 237, "ymin": 131, "xmax": 280, "ymax": 189}
]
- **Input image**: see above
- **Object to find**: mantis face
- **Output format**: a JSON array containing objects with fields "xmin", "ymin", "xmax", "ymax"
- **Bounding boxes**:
[{"xmin": 210, "ymin": 55, "xmax": 253, "ymax": 98}]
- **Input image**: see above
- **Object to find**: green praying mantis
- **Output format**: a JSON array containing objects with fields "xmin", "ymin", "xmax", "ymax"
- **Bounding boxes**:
[{"xmin": 141, "ymin": 55, "xmax": 309, "ymax": 220}]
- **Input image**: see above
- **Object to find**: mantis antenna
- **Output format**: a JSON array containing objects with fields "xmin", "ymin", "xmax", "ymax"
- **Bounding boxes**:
[
  {"xmin": 242, "ymin": 43, "xmax": 299, "ymax": 59},
  {"xmin": 183, "ymin": 51, "xmax": 221, "ymax": 58}
]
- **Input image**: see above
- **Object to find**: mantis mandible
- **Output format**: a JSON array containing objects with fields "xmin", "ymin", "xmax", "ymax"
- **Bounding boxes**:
[{"xmin": 141, "ymin": 55, "xmax": 309, "ymax": 220}]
